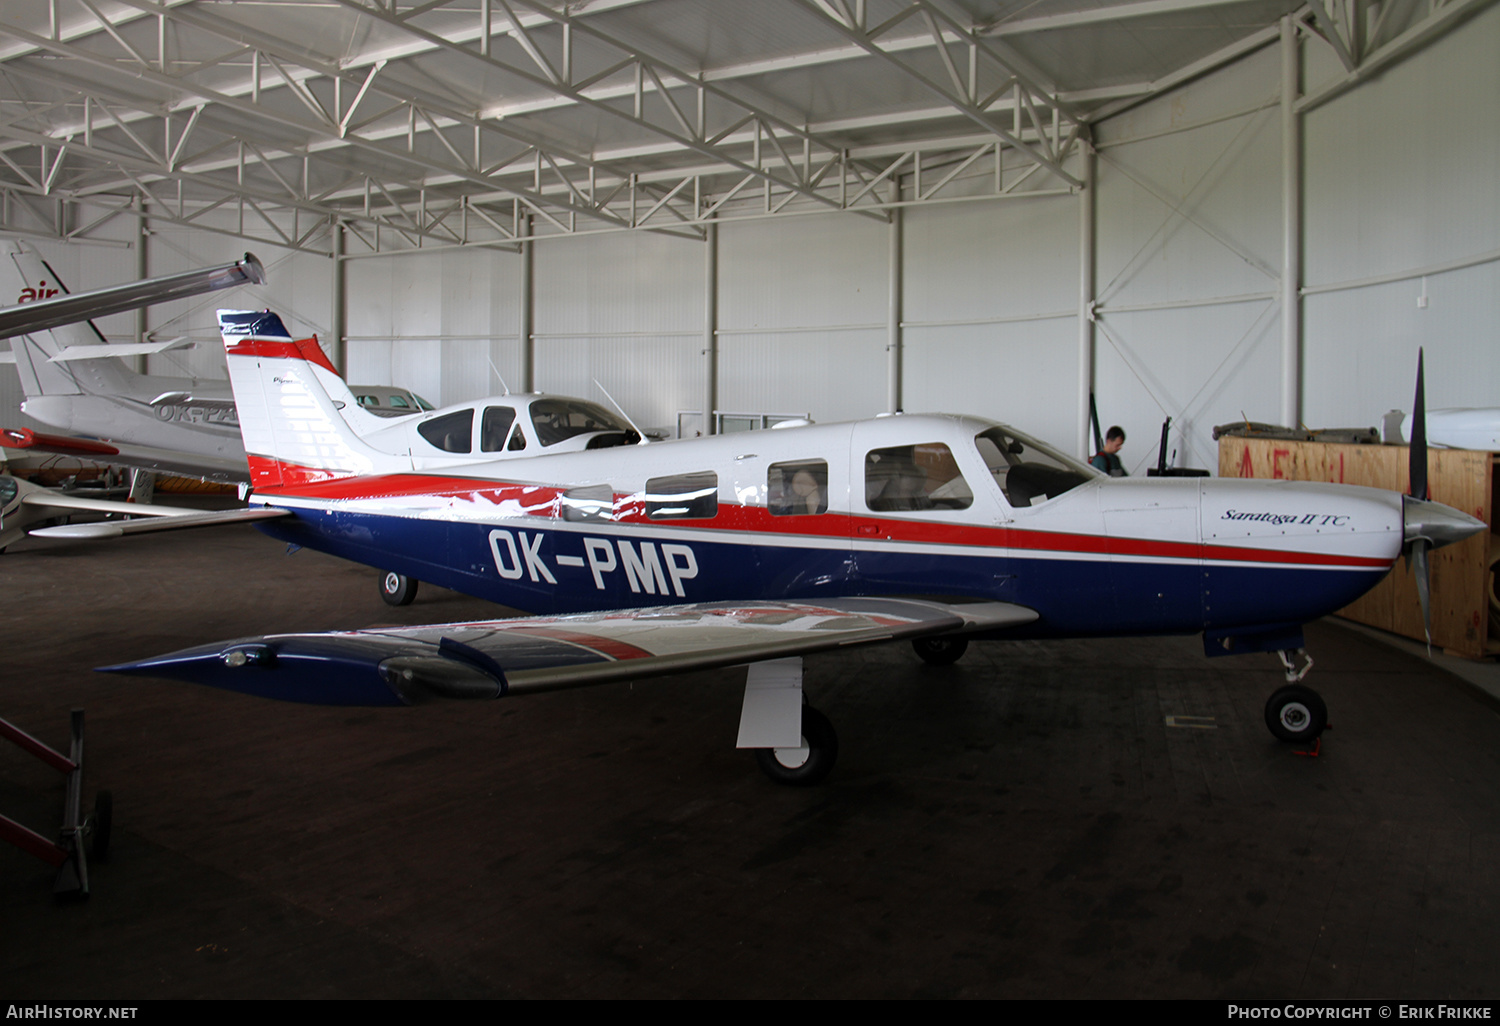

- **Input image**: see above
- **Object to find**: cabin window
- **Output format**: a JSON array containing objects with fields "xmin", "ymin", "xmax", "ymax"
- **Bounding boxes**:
[
  {"xmin": 481, "ymin": 406, "xmax": 524, "ymax": 453},
  {"xmin": 768, "ymin": 460, "xmax": 828, "ymax": 516},
  {"xmin": 645, "ymin": 471, "xmax": 718, "ymax": 520},
  {"xmin": 865, "ymin": 442, "xmax": 972, "ymax": 511},
  {"xmin": 417, "ymin": 409, "xmax": 474, "ymax": 453},
  {"xmin": 530, "ymin": 398, "xmax": 630, "ymax": 447},
  {"xmin": 974, "ymin": 427, "xmax": 1093, "ymax": 508},
  {"xmin": 562, "ymin": 484, "xmax": 615, "ymax": 523}
]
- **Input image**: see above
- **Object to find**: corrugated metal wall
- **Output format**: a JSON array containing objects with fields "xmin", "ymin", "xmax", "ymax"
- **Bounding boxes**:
[
  {"xmin": 902, "ymin": 194, "xmax": 1079, "ymax": 446},
  {"xmin": 1301, "ymin": 10, "xmax": 1500, "ymax": 431},
  {"xmin": 532, "ymin": 229, "xmax": 702, "ymax": 435},
  {"xmin": 718, "ymin": 214, "xmax": 888, "ymax": 425}
]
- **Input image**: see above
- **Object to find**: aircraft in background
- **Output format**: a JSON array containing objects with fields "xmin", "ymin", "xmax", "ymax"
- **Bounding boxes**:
[
  {"xmin": 0, "ymin": 241, "xmax": 264, "ymax": 481},
  {"xmin": 0, "ymin": 471, "xmax": 285, "ymax": 551},
  {"xmin": 104, "ymin": 309, "xmax": 1487, "ymax": 786},
  {"xmin": 1, "ymin": 243, "xmax": 642, "ymax": 500}
]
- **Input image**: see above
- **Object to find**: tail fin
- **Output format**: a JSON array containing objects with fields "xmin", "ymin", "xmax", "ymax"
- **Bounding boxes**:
[
  {"xmin": 1, "ymin": 241, "xmax": 142, "ymax": 399},
  {"xmin": 219, "ymin": 310, "xmax": 393, "ymax": 491}
]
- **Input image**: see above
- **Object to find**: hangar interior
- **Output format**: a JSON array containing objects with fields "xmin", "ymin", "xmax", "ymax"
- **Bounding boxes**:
[
  {"xmin": 4, "ymin": 0, "xmax": 1500, "ymax": 1002},
  {"xmin": 1, "ymin": 0, "xmax": 1497, "ymax": 470}
]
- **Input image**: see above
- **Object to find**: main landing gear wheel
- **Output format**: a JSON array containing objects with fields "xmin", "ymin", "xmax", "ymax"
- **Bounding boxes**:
[
  {"xmin": 380, "ymin": 571, "xmax": 418, "ymax": 606},
  {"xmin": 1265, "ymin": 685, "xmax": 1328, "ymax": 744},
  {"xmin": 754, "ymin": 706, "xmax": 838, "ymax": 787},
  {"xmin": 913, "ymin": 636, "xmax": 968, "ymax": 665}
]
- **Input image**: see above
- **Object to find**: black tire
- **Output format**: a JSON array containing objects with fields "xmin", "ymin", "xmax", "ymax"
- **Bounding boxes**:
[
  {"xmin": 913, "ymin": 635, "xmax": 968, "ymax": 665},
  {"xmin": 754, "ymin": 706, "xmax": 838, "ymax": 787},
  {"xmin": 380, "ymin": 571, "xmax": 418, "ymax": 606},
  {"xmin": 89, "ymin": 790, "xmax": 112, "ymax": 862},
  {"xmin": 1265, "ymin": 685, "xmax": 1327, "ymax": 744}
]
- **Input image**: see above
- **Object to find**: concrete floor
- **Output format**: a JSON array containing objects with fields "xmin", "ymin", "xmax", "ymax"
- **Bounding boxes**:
[{"xmin": 3, "ymin": 526, "xmax": 1500, "ymax": 999}]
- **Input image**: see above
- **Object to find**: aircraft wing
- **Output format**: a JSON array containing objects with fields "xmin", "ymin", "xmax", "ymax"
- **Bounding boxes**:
[
  {"xmin": 1, "ymin": 427, "xmax": 249, "ymax": 483},
  {"xmin": 28, "ymin": 505, "xmax": 288, "ymax": 539},
  {"xmin": 98, "ymin": 598, "xmax": 1038, "ymax": 706}
]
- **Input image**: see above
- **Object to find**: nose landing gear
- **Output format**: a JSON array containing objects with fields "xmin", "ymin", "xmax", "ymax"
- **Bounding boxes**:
[{"xmin": 1265, "ymin": 649, "xmax": 1328, "ymax": 753}]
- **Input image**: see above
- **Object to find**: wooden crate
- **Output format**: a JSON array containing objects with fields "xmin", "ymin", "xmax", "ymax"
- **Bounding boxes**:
[{"xmin": 1217, "ymin": 436, "xmax": 1497, "ymax": 658}]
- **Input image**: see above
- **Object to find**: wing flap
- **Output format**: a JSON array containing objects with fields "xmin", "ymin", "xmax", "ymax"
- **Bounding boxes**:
[{"xmin": 99, "ymin": 598, "xmax": 1037, "ymax": 706}]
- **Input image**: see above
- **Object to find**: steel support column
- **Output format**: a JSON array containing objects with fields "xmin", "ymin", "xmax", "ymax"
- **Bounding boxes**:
[
  {"xmin": 1280, "ymin": 15, "xmax": 1302, "ymax": 428},
  {"xmin": 330, "ymin": 220, "xmax": 346, "ymax": 373},
  {"xmin": 519, "ymin": 218, "xmax": 534, "ymax": 392},
  {"xmin": 703, "ymin": 219, "xmax": 718, "ymax": 435},
  {"xmin": 133, "ymin": 196, "xmax": 147, "ymax": 374},
  {"xmin": 1077, "ymin": 139, "xmax": 1096, "ymax": 460},
  {"xmin": 888, "ymin": 185, "xmax": 903, "ymax": 414}
]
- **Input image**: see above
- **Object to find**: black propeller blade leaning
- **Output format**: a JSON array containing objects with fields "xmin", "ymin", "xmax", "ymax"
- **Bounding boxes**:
[
  {"xmin": 1410, "ymin": 348, "xmax": 1428, "ymax": 501},
  {"xmin": 1407, "ymin": 348, "xmax": 1433, "ymax": 650}
]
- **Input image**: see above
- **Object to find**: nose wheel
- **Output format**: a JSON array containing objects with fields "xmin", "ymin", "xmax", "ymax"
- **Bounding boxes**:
[
  {"xmin": 1265, "ymin": 649, "xmax": 1328, "ymax": 750},
  {"xmin": 1265, "ymin": 684, "xmax": 1328, "ymax": 744}
]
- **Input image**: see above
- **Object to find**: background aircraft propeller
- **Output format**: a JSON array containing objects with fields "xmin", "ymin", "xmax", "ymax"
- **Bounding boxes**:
[{"xmin": 1406, "ymin": 348, "xmax": 1434, "ymax": 650}]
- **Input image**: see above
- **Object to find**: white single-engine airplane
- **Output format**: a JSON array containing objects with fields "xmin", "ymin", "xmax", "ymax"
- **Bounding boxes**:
[{"xmin": 103, "ymin": 310, "xmax": 1487, "ymax": 785}]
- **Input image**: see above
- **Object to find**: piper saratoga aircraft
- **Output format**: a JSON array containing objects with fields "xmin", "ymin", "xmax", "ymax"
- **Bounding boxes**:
[{"xmin": 103, "ymin": 310, "xmax": 1486, "ymax": 785}]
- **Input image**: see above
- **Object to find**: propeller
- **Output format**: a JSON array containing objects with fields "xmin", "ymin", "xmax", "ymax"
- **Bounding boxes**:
[{"xmin": 1404, "ymin": 348, "xmax": 1437, "ymax": 652}]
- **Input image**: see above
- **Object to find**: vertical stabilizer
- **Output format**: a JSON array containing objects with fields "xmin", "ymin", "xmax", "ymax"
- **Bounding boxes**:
[
  {"xmin": 1, "ymin": 241, "xmax": 139, "ymax": 399},
  {"xmin": 219, "ymin": 310, "xmax": 390, "ymax": 491}
]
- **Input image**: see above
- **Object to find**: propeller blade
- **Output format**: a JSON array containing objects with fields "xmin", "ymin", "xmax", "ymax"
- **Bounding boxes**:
[
  {"xmin": 1412, "ymin": 538, "xmax": 1433, "ymax": 655},
  {"xmin": 1409, "ymin": 348, "xmax": 1428, "ymax": 500}
]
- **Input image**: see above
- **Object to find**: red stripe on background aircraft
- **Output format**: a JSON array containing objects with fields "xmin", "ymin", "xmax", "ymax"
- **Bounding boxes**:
[{"xmin": 102, "ymin": 310, "xmax": 1487, "ymax": 785}]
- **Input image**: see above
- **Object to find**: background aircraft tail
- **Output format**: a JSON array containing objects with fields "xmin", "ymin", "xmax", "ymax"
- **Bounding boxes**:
[
  {"xmin": 1, "ymin": 241, "xmax": 140, "ymax": 399},
  {"xmin": 219, "ymin": 309, "xmax": 393, "ymax": 490}
]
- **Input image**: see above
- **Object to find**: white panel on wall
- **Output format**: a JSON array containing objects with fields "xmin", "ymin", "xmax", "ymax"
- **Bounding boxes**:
[
  {"xmin": 717, "ymin": 214, "xmax": 888, "ymax": 422},
  {"xmin": 1094, "ymin": 112, "xmax": 1282, "ymax": 311},
  {"xmin": 345, "ymin": 340, "xmax": 393, "ymax": 391},
  {"xmin": 1302, "ymin": 2, "xmax": 1500, "ymax": 432},
  {"xmin": 719, "ymin": 328, "xmax": 886, "ymax": 425},
  {"xmin": 1304, "ymin": 262, "xmax": 1500, "ymax": 432},
  {"xmin": 904, "ymin": 194, "xmax": 1077, "ymax": 325},
  {"xmin": 346, "ymin": 244, "xmax": 524, "ymax": 403},
  {"xmin": 533, "ymin": 229, "xmax": 703, "ymax": 432},
  {"xmin": 902, "ymin": 319, "xmax": 1080, "ymax": 446},
  {"xmin": 719, "ymin": 214, "xmax": 888, "ymax": 332}
]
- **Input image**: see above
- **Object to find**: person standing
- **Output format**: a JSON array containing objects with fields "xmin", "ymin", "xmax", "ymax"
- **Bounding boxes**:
[{"xmin": 1091, "ymin": 426, "xmax": 1127, "ymax": 476}]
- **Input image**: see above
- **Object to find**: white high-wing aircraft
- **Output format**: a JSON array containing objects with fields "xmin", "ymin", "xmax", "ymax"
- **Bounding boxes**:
[
  {"xmin": 103, "ymin": 310, "xmax": 1487, "ymax": 786},
  {"xmin": 0, "ymin": 242, "xmax": 266, "ymax": 481},
  {"xmin": 0, "ymin": 242, "xmax": 643, "ymax": 495}
]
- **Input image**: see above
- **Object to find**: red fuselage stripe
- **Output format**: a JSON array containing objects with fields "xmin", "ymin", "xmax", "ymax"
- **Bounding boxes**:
[{"xmin": 249, "ymin": 457, "xmax": 1393, "ymax": 570}]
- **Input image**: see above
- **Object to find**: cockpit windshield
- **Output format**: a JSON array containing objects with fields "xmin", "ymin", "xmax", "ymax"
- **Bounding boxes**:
[
  {"xmin": 529, "ymin": 399, "xmax": 631, "ymax": 447},
  {"xmin": 974, "ymin": 427, "xmax": 1098, "ymax": 508}
]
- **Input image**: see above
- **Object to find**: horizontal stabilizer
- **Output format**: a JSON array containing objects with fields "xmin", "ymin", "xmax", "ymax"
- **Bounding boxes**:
[
  {"xmin": 100, "ymin": 598, "xmax": 1037, "ymax": 707},
  {"xmin": 49, "ymin": 338, "xmax": 195, "ymax": 362}
]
